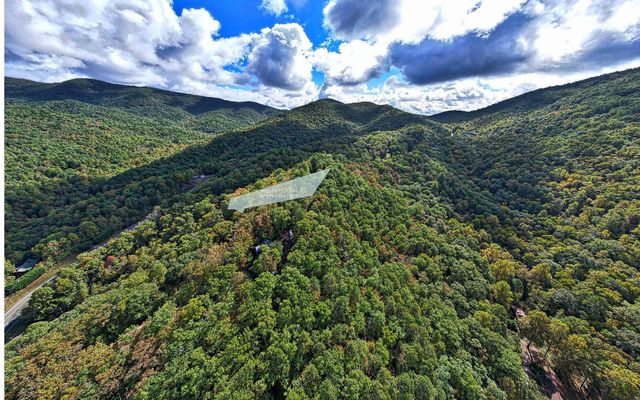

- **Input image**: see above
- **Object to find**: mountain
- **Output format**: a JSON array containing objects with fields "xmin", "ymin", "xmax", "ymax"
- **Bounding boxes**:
[
  {"xmin": 4, "ymin": 77, "xmax": 279, "ymax": 267},
  {"xmin": 6, "ymin": 77, "xmax": 279, "ymax": 132},
  {"xmin": 4, "ymin": 69, "xmax": 640, "ymax": 399},
  {"xmin": 429, "ymin": 68, "xmax": 639, "ymax": 124}
]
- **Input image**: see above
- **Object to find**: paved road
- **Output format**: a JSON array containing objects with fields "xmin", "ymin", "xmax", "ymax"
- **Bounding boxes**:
[
  {"xmin": 2, "ymin": 212, "xmax": 159, "ymax": 328},
  {"xmin": 4, "ymin": 275, "xmax": 56, "ymax": 328},
  {"xmin": 4, "ymin": 175, "xmax": 211, "ymax": 331}
]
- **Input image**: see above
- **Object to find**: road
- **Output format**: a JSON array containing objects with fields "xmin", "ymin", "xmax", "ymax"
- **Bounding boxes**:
[
  {"xmin": 4, "ymin": 174, "xmax": 211, "ymax": 333},
  {"xmin": 3, "ymin": 211, "xmax": 159, "ymax": 330},
  {"xmin": 4, "ymin": 275, "xmax": 56, "ymax": 328}
]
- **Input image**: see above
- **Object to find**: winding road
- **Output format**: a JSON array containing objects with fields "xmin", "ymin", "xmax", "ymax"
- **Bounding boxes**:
[
  {"xmin": 4, "ymin": 275, "xmax": 56, "ymax": 329},
  {"xmin": 4, "ymin": 174, "xmax": 212, "ymax": 337},
  {"xmin": 3, "ymin": 211, "xmax": 159, "ymax": 332}
]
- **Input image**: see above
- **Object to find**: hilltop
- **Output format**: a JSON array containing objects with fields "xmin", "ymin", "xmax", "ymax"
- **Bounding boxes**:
[{"xmin": 6, "ymin": 77, "xmax": 279, "ymax": 129}]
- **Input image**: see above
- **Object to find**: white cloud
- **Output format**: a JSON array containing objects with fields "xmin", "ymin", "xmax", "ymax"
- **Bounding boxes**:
[
  {"xmin": 388, "ymin": 0, "xmax": 526, "ymax": 43},
  {"xmin": 170, "ymin": 77, "xmax": 318, "ymax": 110},
  {"xmin": 319, "ymin": 0, "xmax": 640, "ymax": 93},
  {"xmin": 247, "ymin": 23, "xmax": 314, "ymax": 90},
  {"xmin": 320, "ymin": 77, "xmax": 506, "ymax": 115},
  {"xmin": 313, "ymin": 40, "xmax": 388, "ymax": 85},
  {"xmin": 260, "ymin": 0, "xmax": 288, "ymax": 16},
  {"xmin": 5, "ymin": 0, "xmax": 318, "ymax": 108},
  {"xmin": 5, "ymin": 0, "xmax": 640, "ymax": 113},
  {"xmin": 6, "ymin": 0, "xmax": 227, "ymax": 85},
  {"xmin": 323, "ymin": 0, "xmax": 526, "ymax": 44},
  {"xmin": 321, "ymin": 59, "xmax": 640, "ymax": 115},
  {"xmin": 525, "ymin": 0, "xmax": 640, "ymax": 64},
  {"xmin": 318, "ymin": 0, "xmax": 527, "ymax": 88}
]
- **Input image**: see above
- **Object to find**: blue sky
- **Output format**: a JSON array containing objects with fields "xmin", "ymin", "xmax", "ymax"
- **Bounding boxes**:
[
  {"xmin": 172, "ymin": 1, "xmax": 327, "ymax": 45},
  {"xmin": 172, "ymin": 0, "xmax": 334, "ymax": 86},
  {"xmin": 6, "ymin": 0, "xmax": 640, "ymax": 114}
]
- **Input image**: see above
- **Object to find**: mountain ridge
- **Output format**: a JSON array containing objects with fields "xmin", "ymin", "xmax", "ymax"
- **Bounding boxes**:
[
  {"xmin": 5, "ymin": 76, "xmax": 279, "ymax": 113},
  {"xmin": 4, "ymin": 67, "xmax": 640, "ymax": 400},
  {"xmin": 9, "ymin": 66, "xmax": 639, "ymax": 122},
  {"xmin": 429, "ymin": 67, "xmax": 640, "ymax": 123}
]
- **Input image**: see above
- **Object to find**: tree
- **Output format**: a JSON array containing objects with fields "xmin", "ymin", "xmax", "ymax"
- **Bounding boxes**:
[
  {"xmin": 546, "ymin": 289, "xmax": 577, "ymax": 316},
  {"xmin": 481, "ymin": 243, "xmax": 512, "ymax": 264},
  {"xmin": 26, "ymin": 287, "xmax": 56, "ymax": 321},
  {"xmin": 492, "ymin": 280, "xmax": 513, "ymax": 309},
  {"xmin": 554, "ymin": 334, "xmax": 602, "ymax": 393},
  {"xmin": 4, "ymin": 259, "xmax": 16, "ymax": 286},
  {"xmin": 544, "ymin": 318, "xmax": 569, "ymax": 358},
  {"xmin": 600, "ymin": 365, "xmax": 640, "ymax": 400},
  {"xmin": 491, "ymin": 259, "xmax": 519, "ymax": 282},
  {"xmin": 79, "ymin": 220, "xmax": 100, "ymax": 239},
  {"xmin": 529, "ymin": 263, "xmax": 552, "ymax": 288},
  {"xmin": 520, "ymin": 310, "xmax": 550, "ymax": 360}
]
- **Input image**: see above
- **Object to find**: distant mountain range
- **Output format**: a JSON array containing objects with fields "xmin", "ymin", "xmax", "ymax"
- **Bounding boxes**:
[{"xmin": 6, "ymin": 77, "xmax": 279, "ymax": 122}]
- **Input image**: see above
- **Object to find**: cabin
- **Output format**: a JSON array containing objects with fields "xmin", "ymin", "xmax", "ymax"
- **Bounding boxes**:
[
  {"xmin": 251, "ymin": 230, "xmax": 295, "ymax": 256},
  {"xmin": 16, "ymin": 258, "xmax": 39, "ymax": 273}
]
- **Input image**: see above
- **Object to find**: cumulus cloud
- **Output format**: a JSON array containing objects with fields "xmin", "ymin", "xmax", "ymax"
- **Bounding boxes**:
[
  {"xmin": 5, "ymin": 0, "xmax": 318, "ymax": 107},
  {"xmin": 247, "ymin": 24, "xmax": 314, "ymax": 90},
  {"xmin": 389, "ymin": 14, "xmax": 534, "ymax": 85},
  {"xmin": 318, "ymin": 0, "xmax": 527, "ymax": 87},
  {"xmin": 169, "ymin": 76, "xmax": 319, "ymax": 110},
  {"xmin": 323, "ymin": 0, "xmax": 526, "ymax": 43},
  {"xmin": 323, "ymin": 0, "xmax": 400, "ymax": 41},
  {"xmin": 6, "ymin": 0, "xmax": 181, "ymax": 84},
  {"xmin": 260, "ymin": 0, "xmax": 288, "ymax": 16},
  {"xmin": 320, "ymin": 76, "xmax": 510, "ymax": 115},
  {"xmin": 321, "ymin": 59, "xmax": 640, "ymax": 115},
  {"xmin": 321, "ymin": 0, "xmax": 640, "ymax": 88},
  {"xmin": 525, "ymin": 0, "xmax": 640, "ymax": 66},
  {"xmin": 388, "ymin": 0, "xmax": 640, "ymax": 85},
  {"xmin": 5, "ymin": 0, "xmax": 247, "ymax": 86},
  {"xmin": 313, "ymin": 40, "xmax": 388, "ymax": 85}
]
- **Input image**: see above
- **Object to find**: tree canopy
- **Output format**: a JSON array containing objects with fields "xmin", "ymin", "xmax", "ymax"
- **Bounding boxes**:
[{"xmin": 5, "ymin": 68, "xmax": 640, "ymax": 399}]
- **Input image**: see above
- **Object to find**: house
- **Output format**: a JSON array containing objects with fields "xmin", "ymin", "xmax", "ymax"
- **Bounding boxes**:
[{"xmin": 16, "ymin": 258, "xmax": 39, "ymax": 273}]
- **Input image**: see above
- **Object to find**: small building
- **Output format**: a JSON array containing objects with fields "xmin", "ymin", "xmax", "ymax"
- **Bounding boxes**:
[{"xmin": 16, "ymin": 258, "xmax": 39, "ymax": 273}]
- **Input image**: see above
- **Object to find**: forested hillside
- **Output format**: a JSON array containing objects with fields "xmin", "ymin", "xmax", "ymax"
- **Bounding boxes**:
[
  {"xmin": 6, "ymin": 78, "xmax": 278, "ymax": 133},
  {"xmin": 4, "ymin": 78, "xmax": 278, "ymax": 276},
  {"xmin": 431, "ymin": 68, "xmax": 640, "ymax": 398},
  {"xmin": 4, "ymin": 69, "xmax": 640, "ymax": 399}
]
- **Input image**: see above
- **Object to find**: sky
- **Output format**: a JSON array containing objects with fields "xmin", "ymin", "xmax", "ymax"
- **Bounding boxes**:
[{"xmin": 5, "ymin": 0, "xmax": 640, "ymax": 114}]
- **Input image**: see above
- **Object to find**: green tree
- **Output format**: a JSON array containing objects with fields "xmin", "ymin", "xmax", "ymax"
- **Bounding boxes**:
[
  {"xmin": 529, "ymin": 263, "xmax": 552, "ymax": 288},
  {"xmin": 491, "ymin": 259, "xmax": 518, "ymax": 282},
  {"xmin": 26, "ymin": 287, "xmax": 56, "ymax": 321},
  {"xmin": 4, "ymin": 259, "xmax": 16, "ymax": 286},
  {"xmin": 544, "ymin": 318, "xmax": 569, "ymax": 358},
  {"xmin": 492, "ymin": 280, "xmax": 513, "ymax": 308},
  {"xmin": 520, "ymin": 310, "xmax": 550, "ymax": 359}
]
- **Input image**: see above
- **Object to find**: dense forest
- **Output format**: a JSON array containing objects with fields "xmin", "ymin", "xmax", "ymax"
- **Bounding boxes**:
[
  {"xmin": 4, "ymin": 68, "xmax": 640, "ymax": 399},
  {"xmin": 5, "ymin": 78, "xmax": 278, "ymax": 289}
]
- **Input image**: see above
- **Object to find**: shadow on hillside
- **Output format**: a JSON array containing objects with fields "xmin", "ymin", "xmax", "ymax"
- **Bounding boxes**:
[{"xmin": 6, "ymin": 103, "xmax": 407, "ymax": 263}]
